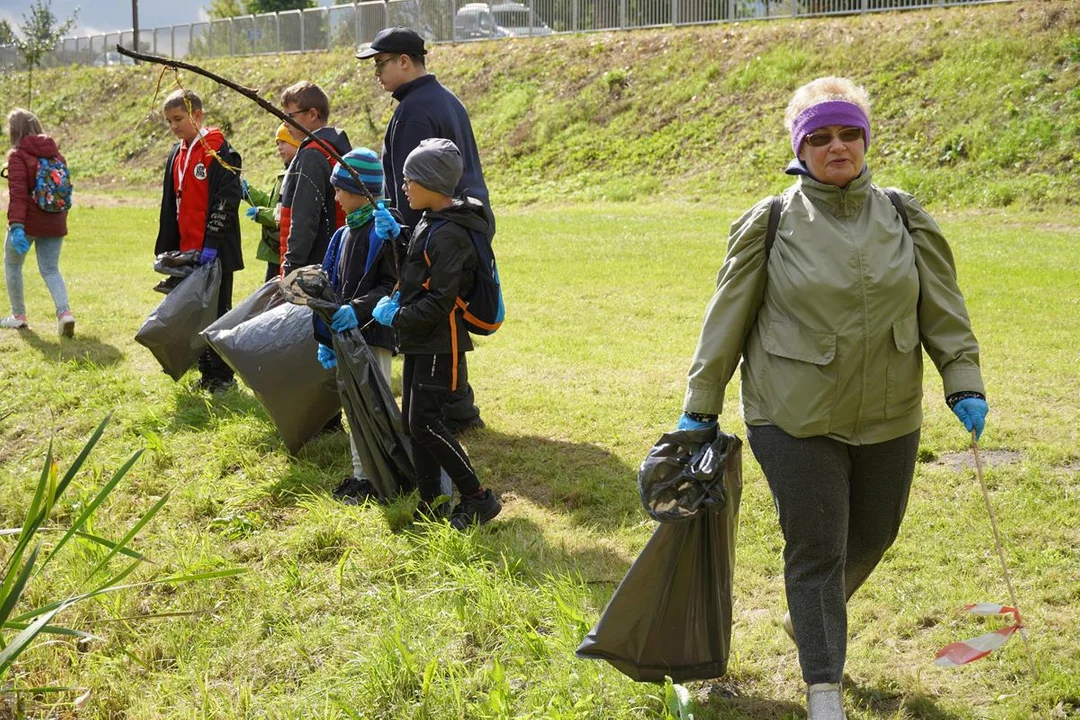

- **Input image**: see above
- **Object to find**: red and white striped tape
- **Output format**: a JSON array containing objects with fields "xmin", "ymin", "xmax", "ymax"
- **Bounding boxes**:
[{"xmin": 935, "ymin": 603, "xmax": 1023, "ymax": 667}]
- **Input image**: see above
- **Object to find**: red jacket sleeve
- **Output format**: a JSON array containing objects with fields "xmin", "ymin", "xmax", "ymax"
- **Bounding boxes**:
[{"xmin": 6, "ymin": 149, "xmax": 31, "ymax": 227}]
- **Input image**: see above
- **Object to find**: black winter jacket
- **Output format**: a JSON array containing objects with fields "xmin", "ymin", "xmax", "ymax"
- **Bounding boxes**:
[
  {"xmin": 155, "ymin": 139, "xmax": 244, "ymax": 274},
  {"xmin": 313, "ymin": 215, "xmax": 405, "ymax": 353},
  {"xmin": 395, "ymin": 198, "xmax": 489, "ymax": 355},
  {"xmin": 382, "ymin": 75, "xmax": 493, "ymax": 233},
  {"xmin": 280, "ymin": 126, "xmax": 351, "ymax": 273}
]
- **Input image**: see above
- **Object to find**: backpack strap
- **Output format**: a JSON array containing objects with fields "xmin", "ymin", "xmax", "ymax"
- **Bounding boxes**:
[
  {"xmin": 883, "ymin": 188, "xmax": 911, "ymax": 233},
  {"xmin": 765, "ymin": 194, "xmax": 783, "ymax": 260}
]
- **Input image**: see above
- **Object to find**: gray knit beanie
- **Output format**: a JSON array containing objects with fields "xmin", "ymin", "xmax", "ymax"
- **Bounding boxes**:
[{"xmin": 402, "ymin": 138, "xmax": 463, "ymax": 197}]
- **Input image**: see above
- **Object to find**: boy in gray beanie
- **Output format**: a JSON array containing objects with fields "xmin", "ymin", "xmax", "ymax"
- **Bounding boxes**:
[{"xmin": 371, "ymin": 138, "xmax": 500, "ymax": 529}]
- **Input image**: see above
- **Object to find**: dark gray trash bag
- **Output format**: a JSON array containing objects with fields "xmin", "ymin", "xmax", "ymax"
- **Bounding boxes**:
[
  {"xmin": 332, "ymin": 330, "xmax": 416, "ymax": 502},
  {"xmin": 154, "ymin": 249, "xmax": 199, "ymax": 277},
  {"xmin": 280, "ymin": 266, "xmax": 419, "ymax": 501},
  {"xmin": 203, "ymin": 300, "xmax": 340, "ymax": 454},
  {"xmin": 135, "ymin": 260, "xmax": 221, "ymax": 381},
  {"xmin": 576, "ymin": 428, "xmax": 743, "ymax": 683},
  {"xmin": 202, "ymin": 279, "xmax": 284, "ymax": 337}
]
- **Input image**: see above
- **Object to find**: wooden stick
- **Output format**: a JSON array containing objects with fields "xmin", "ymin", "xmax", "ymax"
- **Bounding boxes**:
[
  {"xmin": 970, "ymin": 431, "xmax": 1038, "ymax": 678},
  {"xmin": 115, "ymin": 44, "xmax": 402, "ymax": 276}
]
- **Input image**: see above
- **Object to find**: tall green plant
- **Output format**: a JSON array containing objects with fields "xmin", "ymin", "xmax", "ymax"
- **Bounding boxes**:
[
  {"xmin": 12, "ymin": 0, "xmax": 77, "ymax": 109},
  {"xmin": 0, "ymin": 414, "xmax": 244, "ymax": 695}
]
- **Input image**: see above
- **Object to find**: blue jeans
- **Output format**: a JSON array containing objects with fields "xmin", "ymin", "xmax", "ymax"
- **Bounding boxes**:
[{"xmin": 4, "ymin": 232, "xmax": 70, "ymax": 317}]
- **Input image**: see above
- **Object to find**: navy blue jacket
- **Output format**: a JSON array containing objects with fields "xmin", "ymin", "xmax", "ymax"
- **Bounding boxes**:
[{"xmin": 382, "ymin": 74, "xmax": 493, "ymax": 233}]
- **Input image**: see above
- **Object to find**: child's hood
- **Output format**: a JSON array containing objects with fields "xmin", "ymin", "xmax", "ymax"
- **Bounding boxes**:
[
  {"xmin": 304, "ymin": 126, "xmax": 351, "ymax": 156},
  {"xmin": 17, "ymin": 134, "xmax": 60, "ymax": 158},
  {"xmin": 426, "ymin": 197, "xmax": 491, "ymax": 236}
]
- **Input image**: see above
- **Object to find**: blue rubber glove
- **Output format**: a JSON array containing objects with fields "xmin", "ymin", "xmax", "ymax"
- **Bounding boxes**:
[
  {"xmin": 373, "ymin": 202, "xmax": 401, "ymax": 241},
  {"xmin": 197, "ymin": 247, "xmax": 218, "ymax": 266},
  {"xmin": 372, "ymin": 291, "xmax": 401, "ymax": 327},
  {"xmin": 245, "ymin": 206, "xmax": 259, "ymax": 221},
  {"xmin": 331, "ymin": 304, "xmax": 358, "ymax": 332},
  {"xmin": 677, "ymin": 412, "xmax": 718, "ymax": 431},
  {"xmin": 9, "ymin": 225, "xmax": 29, "ymax": 255},
  {"xmin": 317, "ymin": 343, "xmax": 337, "ymax": 370},
  {"xmin": 952, "ymin": 397, "xmax": 989, "ymax": 440}
]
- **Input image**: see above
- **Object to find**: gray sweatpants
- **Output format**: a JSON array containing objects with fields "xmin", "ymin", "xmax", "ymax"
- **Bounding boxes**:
[{"xmin": 746, "ymin": 424, "xmax": 919, "ymax": 684}]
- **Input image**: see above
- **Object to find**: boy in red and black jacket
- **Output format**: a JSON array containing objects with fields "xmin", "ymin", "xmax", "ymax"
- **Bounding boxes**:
[
  {"xmin": 155, "ymin": 89, "xmax": 244, "ymax": 393},
  {"xmin": 277, "ymin": 81, "xmax": 351, "ymax": 276}
]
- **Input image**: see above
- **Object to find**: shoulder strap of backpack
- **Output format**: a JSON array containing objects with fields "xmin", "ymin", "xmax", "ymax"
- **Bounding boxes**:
[
  {"xmin": 765, "ymin": 195, "xmax": 783, "ymax": 260},
  {"xmin": 884, "ymin": 188, "xmax": 911, "ymax": 233}
]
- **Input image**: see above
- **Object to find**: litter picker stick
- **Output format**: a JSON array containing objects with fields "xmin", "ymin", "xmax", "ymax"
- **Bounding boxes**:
[
  {"xmin": 970, "ymin": 431, "xmax": 1038, "ymax": 678},
  {"xmin": 115, "ymin": 44, "xmax": 401, "ymax": 276}
]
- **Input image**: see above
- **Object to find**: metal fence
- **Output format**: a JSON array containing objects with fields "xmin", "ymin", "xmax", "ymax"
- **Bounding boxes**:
[{"xmin": 0, "ymin": 0, "xmax": 1009, "ymax": 69}]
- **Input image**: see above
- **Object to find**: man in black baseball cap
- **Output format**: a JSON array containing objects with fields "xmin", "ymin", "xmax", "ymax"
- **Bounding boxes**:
[
  {"xmin": 355, "ymin": 27, "xmax": 426, "ymax": 59},
  {"xmin": 358, "ymin": 24, "xmax": 495, "ymax": 437}
]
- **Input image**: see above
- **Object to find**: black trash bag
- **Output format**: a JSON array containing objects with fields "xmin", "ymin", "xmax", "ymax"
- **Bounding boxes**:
[
  {"xmin": 154, "ymin": 249, "xmax": 200, "ymax": 277},
  {"xmin": 332, "ymin": 330, "xmax": 416, "ymax": 501},
  {"xmin": 280, "ymin": 265, "xmax": 419, "ymax": 500},
  {"xmin": 576, "ymin": 428, "xmax": 743, "ymax": 684},
  {"xmin": 202, "ymin": 301, "xmax": 340, "ymax": 454},
  {"xmin": 135, "ymin": 260, "xmax": 221, "ymax": 381},
  {"xmin": 202, "ymin": 279, "xmax": 284, "ymax": 338},
  {"xmin": 639, "ymin": 429, "xmax": 739, "ymax": 523}
]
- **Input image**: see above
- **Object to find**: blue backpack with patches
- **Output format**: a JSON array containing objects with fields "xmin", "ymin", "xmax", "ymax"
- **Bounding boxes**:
[
  {"xmin": 426, "ymin": 220, "xmax": 505, "ymax": 336},
  {"xmin": 34, "ymin": 156, "xmax": 74, "ymax": 213}
]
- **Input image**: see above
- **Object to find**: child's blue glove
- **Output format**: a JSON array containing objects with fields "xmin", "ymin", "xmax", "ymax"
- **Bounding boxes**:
[
  {"xmin": 245, "ymin": 207, "xmax": 259, "ymax": 221},
  {"xmin": 317, "ymin": 343, "xmax": 337, "ymax": 369},
  {"xmin": 373, "ymin": 202, "xmax": 401, "ymax": 241},
  {"xmin": 8, "ymin": 224, "xmax": 29, "ymax": 255},
  {"xmin": 676, "ymin": 412, "xmax": 718, "ymax": 431},
  {"xmin": 331, "ymin": 304, "xmax": 358, "ymax": 332},
  {"xmin": 197, "ymin": 247, "xmax": 218, "ymax": 266},
  {"xmin": 952, "ymin": 397, "xmax": 989, "ymax": 440},
  {"xmin": 372, "ymin": 291, "xmax": 400, "ymax": 327}
]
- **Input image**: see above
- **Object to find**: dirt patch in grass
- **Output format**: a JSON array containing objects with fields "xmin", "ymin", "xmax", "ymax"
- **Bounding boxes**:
[{"xmin": 930, "ymin": 449, "xmax": 1023, "ymax": 471}]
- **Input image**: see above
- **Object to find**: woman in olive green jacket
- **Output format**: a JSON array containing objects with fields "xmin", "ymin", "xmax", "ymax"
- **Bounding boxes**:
[
  {"xmin": 679, "ymin": 77, "xmax": 988, "ymax": 720},
  {"xmin": 243, "ymin": 123, "xmax": 299, "ymax": 281}
]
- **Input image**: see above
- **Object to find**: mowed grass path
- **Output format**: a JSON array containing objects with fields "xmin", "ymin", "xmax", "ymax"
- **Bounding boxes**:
[{"xmin": 0, "ymin": 200, "xmax": 1078, "ymax": 719}]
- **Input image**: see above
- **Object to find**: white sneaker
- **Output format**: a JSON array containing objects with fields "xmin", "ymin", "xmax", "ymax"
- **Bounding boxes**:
[
  {"xmin": 1, "ymin": 314, "xmax": 28, "ymax": 329},
  {"xmin": 57, "ymin": 311, "xmax": 75, "ymax": 338},
  {"xmin": 807, "ymin": 683, "xmax": 846, "ymax": 720}
]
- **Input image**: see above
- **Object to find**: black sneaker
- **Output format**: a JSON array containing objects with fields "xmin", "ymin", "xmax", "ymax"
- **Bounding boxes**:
[
  {"xmin": 333, "ymin": 476, "xmax": 378, "ymax": 506},
  {"xmin": 413, "ymin": 495, "xmax": 452, "ymax": 523},
  {"xmin": 197, "ymin": 376, "xmax": 236, "ymax": 394},
  {"xmin": 449, "ymin": 490, "xmax": 501, "ymax": 531},
  {"xmin": 445, "ymin": 416, "xmax": 486, "ymax": 437}
]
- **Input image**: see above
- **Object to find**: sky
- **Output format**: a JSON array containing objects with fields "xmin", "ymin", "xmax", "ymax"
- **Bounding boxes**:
[{"xmin": 0, "ymin": 1, "xmax": 334, "ymax": 37}]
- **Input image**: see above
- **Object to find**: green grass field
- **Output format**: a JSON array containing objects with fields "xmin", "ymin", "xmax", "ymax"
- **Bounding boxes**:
[{"xmin": 0, "ymin": 199, "xmax": 1077, "ymax": 718}]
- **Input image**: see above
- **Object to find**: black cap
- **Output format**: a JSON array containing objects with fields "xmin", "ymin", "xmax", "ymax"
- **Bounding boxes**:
[{"xmin": 355, "ymin": 27, "xmax": 426, "ymax": 59}]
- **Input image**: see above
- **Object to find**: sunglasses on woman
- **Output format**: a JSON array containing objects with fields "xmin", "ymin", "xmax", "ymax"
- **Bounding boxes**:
[{"xmin": 804, "ymin": 127, "xmax": 864, "ymax": 147}]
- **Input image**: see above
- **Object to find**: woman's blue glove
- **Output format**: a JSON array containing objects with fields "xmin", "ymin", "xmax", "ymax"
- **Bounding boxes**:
[
  {"xmin": 245, "ymin": 206, "xmax": 259, "ymax": 221},
  {"xmin": 952, "ymin": 397, "xmax": 989, "ymax": 440},
  {"xmin": 372, "ymin": 291, "xmax": 400, "ymax": 327},
  {"xmin": 331, "ymin": 304, "xmax": 358, "ymax": 332},
  {"xmin": 373, "ymin": 202, "xmax": 401, "ymax": 241},
  {"xmin": 317, "ymin": 343, "xmax": 337, "ymax": 370},
  {"xmin": 677, "ymin": 412, "xmax": 718, "ymax": 431},
  {"xmin": 9, "ymin": 225, "xmax": 29, "ymax": 255},
  {"xmin": 197, "ymin": 247, "xmax": 218, "ymax": 266}
]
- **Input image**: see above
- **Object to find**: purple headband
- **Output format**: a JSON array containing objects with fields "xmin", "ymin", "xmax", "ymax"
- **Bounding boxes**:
[{"xmin": 790, "ymin": 100, "xmax": 871, "ymax": 157}]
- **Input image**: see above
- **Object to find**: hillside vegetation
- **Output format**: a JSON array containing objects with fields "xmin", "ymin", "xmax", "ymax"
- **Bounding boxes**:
[{"xmin": 1, "ymin": 0, "xmax": 1077, "ymax": 208}]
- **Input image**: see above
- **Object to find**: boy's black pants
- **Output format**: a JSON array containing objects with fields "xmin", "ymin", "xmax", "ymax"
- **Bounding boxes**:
[
  {"xmin": 197, "ymin": 269, "xmax": 234, "ymax": 383},
  {"xmin": 402, "ymin": 352, "xmax": 481, "ymax": 501}
]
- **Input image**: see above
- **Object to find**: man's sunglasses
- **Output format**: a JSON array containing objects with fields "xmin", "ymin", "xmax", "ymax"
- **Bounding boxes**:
[
  {"xmin": 804, "ymin": 127, "xmax": 864, "ymax": 147},
  {"xmin": 374, "ymin": 55, "xmax": 400, "ymax": 74}
]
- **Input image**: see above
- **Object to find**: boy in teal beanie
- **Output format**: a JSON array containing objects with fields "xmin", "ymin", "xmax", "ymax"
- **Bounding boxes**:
[{"xmin": 315, "ymin": 147, "xmax": 405, "ymax": 503}]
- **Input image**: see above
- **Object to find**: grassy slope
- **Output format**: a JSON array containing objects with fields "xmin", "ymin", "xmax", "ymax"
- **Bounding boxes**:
[
  {"xmin": 0, "ymin": 201, "xmax": 1078, "ymax": 718},
  {"xmin": 0, "ymin": 2, "xmax": 1077, "ymax": 208}
]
